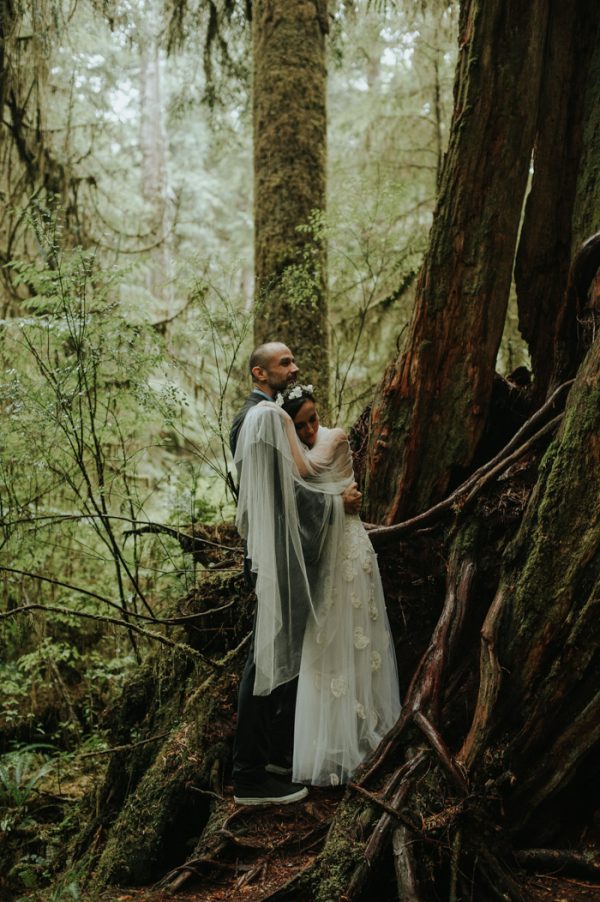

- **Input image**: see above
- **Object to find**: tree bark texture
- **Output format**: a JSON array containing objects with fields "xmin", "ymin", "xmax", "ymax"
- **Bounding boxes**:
[
  {"xmin": 70, "ymin": 571, "xmax": 254, "ymax": 886},
  {"xmin": 571, "ymin": 29, "xmax": 600, "ymax": 252},
  {"xmin": 140, "ymin": 37, "xmax": 174, "ymax": 311},
  {"xmin": 0, "ymin": 2, "xmax": 84, "ymax": 308},
  {"xmin": 252, "ymin": 0, "xmax": 329, "ymax": 396},
  {"xmin": 459, "ymin": 331, "xmax": 600, "ymax": 832},
  {"xmin": 514, "ymin": 0, "xmax": 600, "ymax": 403},
  {"xmin": 303, "ymin": 342, "xmax": 600, "ymax": 901},
  {"xmin": 363, "ymin": 0, "xmax": 549, "ymax": 525}
]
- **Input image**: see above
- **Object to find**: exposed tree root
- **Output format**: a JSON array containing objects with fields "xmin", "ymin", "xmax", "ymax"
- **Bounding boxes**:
[
  {"xmin": 368, "ymin": 379, "xmax": 572, "ymax": 548},
  {"xmin": 515, "ymin": 848, "xmax": 600, "ymax": 880}
]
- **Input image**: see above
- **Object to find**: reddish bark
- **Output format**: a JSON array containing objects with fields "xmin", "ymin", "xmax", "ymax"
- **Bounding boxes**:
[{"xmin": 364, "ymin": 0, "xmax": 550, "ymax": 524}]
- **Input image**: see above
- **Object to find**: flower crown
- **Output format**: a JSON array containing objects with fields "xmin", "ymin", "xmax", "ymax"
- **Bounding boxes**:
[{"xmin": 275, "ymin": 383, "xmax": 314, "ymax": 407}]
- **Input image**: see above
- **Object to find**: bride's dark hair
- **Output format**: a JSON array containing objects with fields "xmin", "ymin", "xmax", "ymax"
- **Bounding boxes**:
[{"xmin": 279, "ymin": 384, "xmax": 316, "ymax": 420}]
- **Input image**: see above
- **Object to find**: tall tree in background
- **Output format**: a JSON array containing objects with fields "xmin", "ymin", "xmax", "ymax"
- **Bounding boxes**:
[
  {"xmin": 252, "ymin": 0, "xmax": 329, "ymax": 394},
  {"xmin": 140, "ymin": 29, "xmax": 175, "ymax": 312}
]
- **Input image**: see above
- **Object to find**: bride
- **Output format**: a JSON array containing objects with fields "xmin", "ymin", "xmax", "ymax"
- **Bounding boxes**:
[{"xmin": 234, "ymin": 384, "xmax": 400, "ymax": 787}]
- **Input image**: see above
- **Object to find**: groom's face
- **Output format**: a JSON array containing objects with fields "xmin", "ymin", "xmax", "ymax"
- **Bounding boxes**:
[{"xmin": 261, "ymin": 345, "xmax": 299, "ymax": 395}]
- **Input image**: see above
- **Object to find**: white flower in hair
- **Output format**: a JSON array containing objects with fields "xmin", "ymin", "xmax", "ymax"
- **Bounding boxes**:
[
  {"xmin": 285, "ymin": 383, "xmax": 314, "ymax": 402},
  {"xmin": 275, "ymin": 393, "xmax": 285, "ymax": 406}
]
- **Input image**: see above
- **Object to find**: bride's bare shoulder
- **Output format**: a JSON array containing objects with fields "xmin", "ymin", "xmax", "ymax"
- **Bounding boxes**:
[
  {"xmin": 319, "ymin": 426, "xmax": 348, "ymax": 449},
  {"xmin": 330, "ymin": 426, "xmax": 348, "ymax": 442}
]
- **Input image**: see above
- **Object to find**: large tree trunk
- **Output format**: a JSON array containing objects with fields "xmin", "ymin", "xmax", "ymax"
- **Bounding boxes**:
[
  {"xmin": 514, "ymin": 0, "xmax": 600, "ymax": 403},
  {"xmin": 304, "ymin": 334, "xmax": 600, "ymax": 902},
  {"xmin": 460, "ymin": 341, "xmax": 600, "ymax": 817},
  {"xmin": 363, "ymin": 0, "xmax": 549, "ymax": 524},
  {"xmin": 252, "ymin": 0, "xmax": 329, "ymax": 397}
]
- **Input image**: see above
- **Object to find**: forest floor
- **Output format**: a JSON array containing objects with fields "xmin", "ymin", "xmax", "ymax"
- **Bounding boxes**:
[{"xmin": 46, "ymin": 787, "xmax": 600, "ymax": 902}]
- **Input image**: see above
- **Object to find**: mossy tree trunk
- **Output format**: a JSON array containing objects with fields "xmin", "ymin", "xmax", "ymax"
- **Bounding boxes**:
[
  {"xmin": 514, "ymin": 0, "xmax": 600, "ymax": 403},
  {"xmin": 0, "ymin": 0, "xmax": 84, "ymax": 307},
  {"xmin": 69, "ymin": 570, "xmax": 255, "ymax": 887},
  {"xmin": 460, "ymin": 338, "xmax": 600, "ymax": 826},
  {"xmin": 363, "ymin": 0, "xmax": 550, "ymax": 524},
  {"xmin": 306, "ymin": 328, "xmax": 600, "ymax": 901},
  {"xmin": 252, "ymin": 0, "xmax": 329, "ymax": 398}
]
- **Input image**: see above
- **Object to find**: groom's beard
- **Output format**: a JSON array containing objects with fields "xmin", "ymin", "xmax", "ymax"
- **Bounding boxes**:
[{"xmin": 268, "ymin": 373, "xmax": 298, "ymax": 393}]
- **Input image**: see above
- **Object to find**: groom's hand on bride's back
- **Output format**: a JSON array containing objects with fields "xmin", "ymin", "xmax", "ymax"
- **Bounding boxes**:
[{"xmin": 342, "ymin": 482, "xmax": 362, "ymax": 515}]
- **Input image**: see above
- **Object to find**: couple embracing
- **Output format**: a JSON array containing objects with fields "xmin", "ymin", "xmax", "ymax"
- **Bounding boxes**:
[{"xmin": 230, "ymin": 342, "xmax": 400, "ymax": 805}]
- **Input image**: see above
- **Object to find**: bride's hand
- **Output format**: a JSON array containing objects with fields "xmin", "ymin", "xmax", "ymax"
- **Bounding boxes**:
[{"xmin": 341, "ymin": 482, "xmax": 362, "ymax": 514}]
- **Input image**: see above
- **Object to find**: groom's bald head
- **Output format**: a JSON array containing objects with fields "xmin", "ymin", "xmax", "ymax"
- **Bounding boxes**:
[{"xmin": 250, "ymin": 342, "xmax": 299, "ymax": 396}]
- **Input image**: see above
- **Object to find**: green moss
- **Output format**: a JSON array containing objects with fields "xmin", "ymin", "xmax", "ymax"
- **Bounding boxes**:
[
  {"xmin": 93, "ymin": 670, "xmax": 225, "ymax": 885},
  {"xmin": 309, "ymin": 798, "xmax": 374, "ymax": 901},
  {"xmin": 497, "ymin": 345, "xmax": 600, "ymax": 706}
]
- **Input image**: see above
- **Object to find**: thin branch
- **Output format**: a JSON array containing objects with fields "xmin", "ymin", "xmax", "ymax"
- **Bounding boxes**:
[
  {"xmin": 0, "ymin": 566, "xmax": 236, "ymax": 624},
  {"xmin": 0, "ymin": 602, "xmax": 219, "ymax": 665},
  {"xmin": 77, "ymin": 731, "xmax": 171, "ymax": 759},
  {"xmin": 2, "ymin": 512, "xmax": 241, "ymax": 552}
]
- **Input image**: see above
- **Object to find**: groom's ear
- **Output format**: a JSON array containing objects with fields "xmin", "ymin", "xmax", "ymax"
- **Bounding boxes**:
[{"xmin": 251, "ymin": 365, "xmax": 266, "ymax": 384}]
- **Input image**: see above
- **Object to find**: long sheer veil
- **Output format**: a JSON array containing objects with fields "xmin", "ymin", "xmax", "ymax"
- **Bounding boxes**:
[{"xmin": 234, "ymin": 403, "xmax": 350, "ymax": 695}]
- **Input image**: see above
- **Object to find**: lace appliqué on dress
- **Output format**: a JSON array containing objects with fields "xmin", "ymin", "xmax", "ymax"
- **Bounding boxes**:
[{"xmin": 353, "ymin": 626, "xmax": 370, "ymax": 649}]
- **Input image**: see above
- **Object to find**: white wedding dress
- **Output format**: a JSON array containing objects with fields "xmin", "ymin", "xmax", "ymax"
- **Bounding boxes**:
[
  {"xmin": 292, "ymin": 426, "xmax": 400, "ymax": 786},
  {"xmin": 234, "ymin": 404, "xmax": 401, "ymax": 787}
]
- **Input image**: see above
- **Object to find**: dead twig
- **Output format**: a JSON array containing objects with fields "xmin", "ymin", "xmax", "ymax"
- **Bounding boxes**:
[{"xmin": 77, "ymin": 731, "xmax": 170, "ymax": 759}]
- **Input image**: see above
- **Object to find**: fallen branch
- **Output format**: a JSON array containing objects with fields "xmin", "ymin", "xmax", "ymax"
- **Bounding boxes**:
[
  {"xmin": 0, "ymin": 602, "xmax": 220, "ymax": 666},
  {"xmin": 77, "ymin": 731, "xmax": 171, "ymax": 759},
  {"xmin": 122, "ymin": 520, "xmax": 242, "ymax": 555},
  {"xmin": 0, "ymin": 565, "xmax": 236, "ymax": 624},
  {"xmin": 2, "ymin": 511, "xmax": 242, "ymax": 554},
  {"xmin": 349, "ymin": 781, "xmax": 423, "ymax": 835},
  {"xmin": 515, "ymin": 848, "xmax": 600, "ymax": 880}
]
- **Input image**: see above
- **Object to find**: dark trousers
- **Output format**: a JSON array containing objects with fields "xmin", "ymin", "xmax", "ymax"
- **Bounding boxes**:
[{"xmin": 232, "ymin": 629, "xmax": 298, "ymax": 786}]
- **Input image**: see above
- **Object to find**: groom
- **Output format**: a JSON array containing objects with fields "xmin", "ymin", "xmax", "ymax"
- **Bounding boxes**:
[{"xmin": 230, "ymin": 341, "xmax": 362, "ymax": 805}]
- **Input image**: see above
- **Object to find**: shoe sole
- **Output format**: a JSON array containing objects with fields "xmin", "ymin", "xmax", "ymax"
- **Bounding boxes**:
[{"xmin": 234, "ymin": 786, "xmax": 308, "ymax": 806}]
